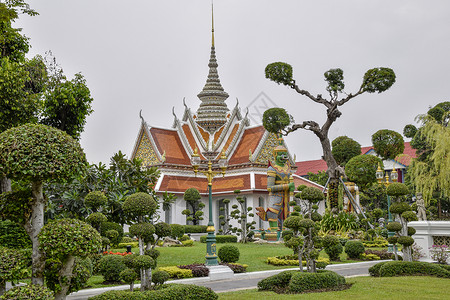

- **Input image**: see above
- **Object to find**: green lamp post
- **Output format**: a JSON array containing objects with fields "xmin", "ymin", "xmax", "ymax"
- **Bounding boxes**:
[
  {"xmin": 191, "ymin": 148, "xmax": 228, "ymax": 266},
  {"xmin": 376, "ymin": 163, "xmax": 398, "ymax": 253}
]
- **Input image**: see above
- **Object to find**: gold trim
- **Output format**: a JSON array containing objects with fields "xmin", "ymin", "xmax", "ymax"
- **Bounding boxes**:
[{"xmin": 206, "ymin": 226, "xmax": 215, "ymax": 232}]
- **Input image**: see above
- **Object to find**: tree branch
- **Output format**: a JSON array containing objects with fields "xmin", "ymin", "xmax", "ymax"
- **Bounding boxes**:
[
  {"xmin": 336, "ymin": 90, "xmax": 364, "ymax": 107},
  {"xmin": 291, "ymin": 83, "xmax": 332, "ymax": 108}
]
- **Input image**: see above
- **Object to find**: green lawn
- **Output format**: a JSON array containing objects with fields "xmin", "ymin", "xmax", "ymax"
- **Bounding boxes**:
[
  {"xmin": 218, "ymin": 276, "xmax": 450, "ymax": 300},
  {"xmin": 112, "ymin": 241, "xmax": 382, "ymax": 272}
]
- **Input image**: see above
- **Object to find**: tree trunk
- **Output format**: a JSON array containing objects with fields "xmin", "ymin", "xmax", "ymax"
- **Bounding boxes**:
[
  {"xmin": 0, "ymin": 176, "xmax": 11, "ymax": 193},
  {"xmin": 54, "ymin": 255, "xmax": 76, "ymax": 300},
  {"xmin": 0, "ymin": 281, "xmax": 6, "ymax": 296},
  {"xmin": 31, "ymin": 181, "xmax": 46, "ymax": 285}
]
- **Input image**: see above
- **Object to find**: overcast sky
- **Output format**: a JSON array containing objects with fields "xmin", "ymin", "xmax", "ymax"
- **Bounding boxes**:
[{"xmin": 16, "ymin": 0, "xmax": 450, "ymax": 164}]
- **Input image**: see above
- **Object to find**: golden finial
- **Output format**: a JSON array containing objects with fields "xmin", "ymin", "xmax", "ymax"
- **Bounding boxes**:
[{"xmin": 211, "ymin": 0, "xmax": 215, "ymax": 47}]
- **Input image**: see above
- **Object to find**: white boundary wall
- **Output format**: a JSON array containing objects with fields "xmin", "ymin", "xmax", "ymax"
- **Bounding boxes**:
[{"xmin": 409, "ymin": 221, "xmax": 450, "ymax": 263}]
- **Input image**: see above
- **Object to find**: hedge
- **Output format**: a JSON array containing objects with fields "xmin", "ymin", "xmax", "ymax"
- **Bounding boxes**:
[
  {"xmin": 183, "ymin": 225, "xmax": 207, "ymax": 233},
  {"xmin": 266, "ymin": 256, "xmax": 329, "ymax": 269},
  {"xmin": 289, "ymin": 270, "xmax": 346, "ymax": 293},
  {"xmin": 0, "ymin": 220, "xmax": 31, "ymax": 249},
  {"xmin": 200, "ymin": 235, "xmax": 237, "ymax": 243},
  {"xmin": 88, "ymin": 284, "xmax": 217, "ymax": 300},
  {"xmin": 369, "ymin": 261, "xmax": 450, "ymax": 278},
  {"xmin": 257, "ymin": 270, "xmax": 298, "ymax": 291},
  {"xmin": 117, "ymin": 242, "xmax": 139, "ymax": 249},
  {"xmin": 157, "ymin": 266, "xmax": 193, "ymax": 278}
]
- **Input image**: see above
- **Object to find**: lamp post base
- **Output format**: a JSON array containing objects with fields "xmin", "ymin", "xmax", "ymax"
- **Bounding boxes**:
[{"xmin": 205, "ymin": 231, "xmax": 218, "ymax": 266}]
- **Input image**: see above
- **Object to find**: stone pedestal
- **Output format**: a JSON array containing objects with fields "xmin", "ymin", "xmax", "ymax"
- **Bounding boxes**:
[
  {"xmin": 208, "ymin": 265, "xmax": 234, "ymax": 280},
  {"xmin": 409, "ymin": 221, "xmax": 450, "ymax": 263}
]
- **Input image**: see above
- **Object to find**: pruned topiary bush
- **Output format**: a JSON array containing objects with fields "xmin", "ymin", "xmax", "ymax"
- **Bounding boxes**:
[
  {"xmin": 88, "ymin": 283, "xmax": 218, "ymax": 300},
  {"xmin": 345, "ymin": 240, "xmax": 365, "ymax": 259},
  {"xmin": 289, "ymin": 270, "xmax": 346, "ymax": 293},
  {"xmin": 218, "ymin": 245, "xmax": 240, "ymax": 263},
  {"xmin": 151, "ymin": 270, "xmax": 170, "ymax": 286},
  {"xmin": 323, "ymin": 235, "xmax": 343, "ymax": 261},
  {"xmin": 100, "ymin": 222, "xmax": 124, "ymax": 246},
  {"xmin": 369, "ymin": 261, "xmax": 450, "ymax": 278},
  {"xmin": 200, "ymin": 235, "xmax": 237, "ymax": 243},
  {"xmin": 169, "ymin": 224, "xmax": 185, "ymax": 240},
  {"xmin": 98, "ymin": 255, "xmax": 127, "ymax": 282},
  {"xmin": 257, "ymin": 270, "xmax": 297, "ymax": 292}
]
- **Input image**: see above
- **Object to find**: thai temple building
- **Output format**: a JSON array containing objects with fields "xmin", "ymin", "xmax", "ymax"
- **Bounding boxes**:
[{"xmin": 130, "ymin": 10, "xmax": 323, "ymax": 230}]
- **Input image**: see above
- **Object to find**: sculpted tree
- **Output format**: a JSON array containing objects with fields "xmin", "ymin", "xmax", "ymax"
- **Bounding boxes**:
[
  {"xmin": 331, "ymin": 136, "xmax": 361, "ymax": 167},
  {"xmin": 264, "ymin": 63, "xmax": 395, "ymax": 211},
  {"xmin": 39, "ymin": 218, "xmax": 102, "ymax": 300},
  {"xmin": 0, "ymin": 124, "xmax": 87, "ymax": 284}
]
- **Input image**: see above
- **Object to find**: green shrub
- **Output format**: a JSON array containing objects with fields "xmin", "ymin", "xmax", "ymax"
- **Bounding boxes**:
[
  {"xmin": 397, "ymin": 236, "xmax": 414, "ymax": 247},
  {"xmin": 84, "ymin": 191, "xmax": 107, "ymax": 211},
  {"xmin": 345, "ymin": 240, "xmax": 365, "ymax": 259},
  {"xmin": 289, "ymin": 270, "xmax": 345, "ymax": 293},
  {"xmin": 170, "ymin": 224, "xmax": 185, "ymax": 240},
  {"xmin": 402, "ymin": 211, "xmax": 418, "ymax": 222},
  {"xmin": 407, "ymin": 227, "xmax": 416, "ymax": 236},
  {"xmin": 183, "ymin": 225, "xmax": 207, "ymax": 233},
  {"xmin": 181, "ymin": 240, "xmax": 194, "ymax": 247},
  {"xmin": 218, "ymin": 245, "xmax": 240, "ymax": 263},
  {"xmin": 87, "ymin": 290, "xmax": 146, "ymax": 300},
  {"xmin": 386, "ymin": 221, "xmax": 402, "ymax": 232},
  {"xmin": 120, "ymin": 268, "xmax": 138, "ymax": 285},
  {"xmin": 0, "ymin": 220, "xmax": 31, "ymax": 249},
  {"xmin": 144, "ymin": 249, "xmax": 160, "ymax": 260},
  {"xmin": 179, "ymin": 235, "xmax": 190, "ymax": 241},
  {"xmin": 100, "ymin": 222, "xmax": 124, "ymax": 246},
  {"xmin": 98, "ymin": 255, "xmax": 127, "ymax": 282},
  {"xmin": 371, "ymin": 261, "xmax": 450, "ymax": 278},
  {"xmin": 0, "ymin": 284, "xmax": 54, "ymax": 300},
  {"xmin": 281, "ymin": 230, "xmax": 293, "ymax": 241},
  {"xmin": 152, "ymin": 270, "xmax": 170, "ymax": 286},
  {"xmin": 200, "ymin": 235, "xmax": 237, "ymax": 243},
  {"xmin": 325, "ymin": 243, "xmax": 343, "ymax": 261},
  {"xmin": 117, "ymin": 242, "xmax": 139, "ymax": 249},
  {"xmin": 157, "ymin": 266, "xmax": 193, "ymax": 278},
  {"xmin": 390, "ymin": 202, "xmax": 411, "ymax": 215},
  {"xmin": 121, "ymin": 236, "xmax": 135, "ymax": 243},
  {"xmin": 257, "ymin": 270, "xmax": 297, "ymax": 291},
  {"xmin": 133, "ymin": 255, "xmax": 156, "ymax": 270}
]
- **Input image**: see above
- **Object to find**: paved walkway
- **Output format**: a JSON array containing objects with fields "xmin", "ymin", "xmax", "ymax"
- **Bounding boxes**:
[{"xmin": 66, "ymin": 260, "xmax": 385, "ymax": 300}]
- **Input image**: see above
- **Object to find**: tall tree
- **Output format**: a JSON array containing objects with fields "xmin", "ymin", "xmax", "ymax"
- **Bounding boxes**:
[
  {"xmin": 406, "ymin": 102, "xmax": 449, "ymax": 205},
  {"xmin": 264, "ymin": 63, "xmax": 395, "ymax": 211}
]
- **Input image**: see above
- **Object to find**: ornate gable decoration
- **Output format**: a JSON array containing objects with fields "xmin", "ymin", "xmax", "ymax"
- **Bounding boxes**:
[
  {"xmin": 134, "ymin": 129, "xmax": 160, "ymax": 166},
  {"xmin": 253, "ymin": 132, "xmax": 280, "ymax": 165}
]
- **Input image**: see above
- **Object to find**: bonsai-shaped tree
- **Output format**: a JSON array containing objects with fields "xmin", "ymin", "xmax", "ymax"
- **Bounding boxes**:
[
  {"xmin": 84, "ymin": 191, "xmax": 107, "ymax": 213},
  {"xmin": 230, "ymin": 190, "xmax": 256, "ymax": 243},
  {"xmin": 0, "ymin": 124, "xmax": 87, "ymax": 284},
  {"xmin": 122, "ymin": 192, "xmax": 157, "ymax": 290},
  {"xmin": 39, "ymin": 218, "xmax": 101, "ymax": 300},
  {"xmin": 263, "ymin": 64, "xmax": 395, "ymax": 212},
  {"xmin": 331, "ymin": 136, "xmax": 362, "ymax": 167},
  {"xmin": 372, "ymin": 129, "xmax": 405, "ymax": 161},
  {"xmin": 345, "ymin": 155, "xmax": 383, "ymax": 190},
  {"xmin": 181, "ymin": 188, "xmax": 205, "ymax": 225},
  {"xmin": 386, "ymin": 182, "xmax": 416, "ymax": 262},
  {"xmin": 218, "ymin": 198, "xmax": 231, "ymax": 235}
]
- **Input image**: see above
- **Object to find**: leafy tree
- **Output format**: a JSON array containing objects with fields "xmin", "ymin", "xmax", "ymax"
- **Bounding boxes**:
[
  {"xmin": 0, "ymin": 247, "xmax": 29, "ymax": 295},
  {"xmin": 331, "ymin": 136, "xmax": 361, "ymax": 167},
  {"xmin": 405, "ymin": 102, "xmax": 450, "ymax": 210},
  {"xmin": 182, "ymin": 188, "xmax": 204, "ymax": 225},
  {"xmin": 40, "ymin": 54, "xmax": 93, "ymax": 140},
  {"xmin": 264, "ymin": 62, "xmax": 395, "ymax": 212},
  {"xmin": 345, "ymin": 155, "xmax": 383, "ymax": 189},
  {"xmin": 306, "ymin": 171, "xmax": 328, "ymax": 187},
  {"xmin": 371, "ymin": 129, "xmax": 404, "ymax": 160},
  {"xmin": 0, "ymin": 124, "xmax": 87, "ymax": 284},
  {"xmin": 39, "ymin": 218, "xmax": 101, "ymax": 300}
]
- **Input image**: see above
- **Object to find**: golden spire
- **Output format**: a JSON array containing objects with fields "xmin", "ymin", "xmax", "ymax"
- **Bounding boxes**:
[{"xmin": 211, "ymin": 0, "xmax": 215, "ymax": 47}]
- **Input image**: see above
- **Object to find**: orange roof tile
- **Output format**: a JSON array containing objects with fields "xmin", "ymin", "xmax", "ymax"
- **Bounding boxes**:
[
  {"xmin": 295, "ymin": 159, "xmax": 328, "ymax": 176},
  {"xmin": 150, "ymin": 128, "xmax": 190, "ymax": 165},
  {"xmin": 158, "ymin": 174, "xmax": 251, "ymax": 194},
  {"xmin": 229, "ymin": 126, "xmax": 266, "ymax": 165},
  {"xmin": 181, "ymin": 124, "xmax": 205, "ymax": 160},
  {"xmin": 214, "ymin": 125, "xmax": 225, "ymax": 144},
  {"xmin": 223, "ymin": 124, "xmax": 240, "ymax": 153},
  {"xmin": 197, "ymin": 124, "xmax": 210, "ymax": 144}
]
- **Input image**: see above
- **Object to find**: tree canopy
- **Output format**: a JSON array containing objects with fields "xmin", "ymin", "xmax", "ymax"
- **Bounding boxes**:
[
  {"xmin": 331, "ymin": 136, "xmax": 361, "ymax": 166},
  {"xmin": 372, "ymin": 129, "xmax": 404, "ymax": 160}
]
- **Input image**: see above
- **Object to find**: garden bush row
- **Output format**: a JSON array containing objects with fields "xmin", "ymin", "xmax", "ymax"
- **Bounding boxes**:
[
  {"xmin": 257, "ymin": 269, "xmax": 345, "ymax": 293},
  {"xmin": 88, "ymin": 284, "xmax": 217, "ymax": 300},
  {"xmin": 369, "ymin": 261, "xmax": 450, "ymax": 278},
  {"xmin": 266, "ymin": 256, "xmax": 329, "ymax": 269},
  {"xmin": 200, "ymin": 235, "xmax": 237, "ymax": 243}
]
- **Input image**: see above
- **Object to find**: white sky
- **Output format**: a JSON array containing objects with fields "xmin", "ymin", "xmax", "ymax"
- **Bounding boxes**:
[{"xmin": 16, "ymin": 0, "xmax": 450, "ymax": 164}]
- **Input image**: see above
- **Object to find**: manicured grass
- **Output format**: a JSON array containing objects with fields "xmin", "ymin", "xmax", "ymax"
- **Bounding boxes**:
[
  {"xmin": 218, "ymin": 276, "xmax": 450, "ymax": 299},
  {"xmin": 112, "ymin": 242, "xmax": 388, "ymax": 272}
]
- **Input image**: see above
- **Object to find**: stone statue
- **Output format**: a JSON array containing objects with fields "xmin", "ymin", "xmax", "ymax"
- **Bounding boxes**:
[
  {"xmin": 416, "ymin": 193, "xmax": 427, "ymax": 221},
  {"xmin": 256, "ymin": 143, "xmax": 295, "ymax": 233}
]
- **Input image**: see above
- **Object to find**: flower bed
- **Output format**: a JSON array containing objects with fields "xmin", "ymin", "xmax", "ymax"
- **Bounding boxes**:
[{"xmin": 102, "ymin": 251, "xmax": 133, "ymax": 256}]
